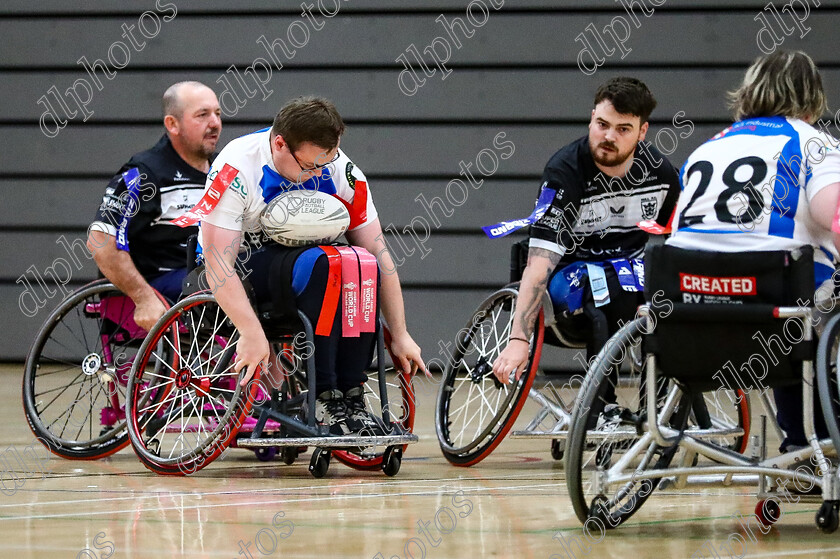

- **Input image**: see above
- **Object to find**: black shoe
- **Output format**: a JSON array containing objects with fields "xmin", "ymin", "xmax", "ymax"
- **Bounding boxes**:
[
  {"xmin": 315, "ymin": 389, "xmax": 351, "ymax": 436},
  {"xmin": 344, "ymin": 386, "xmax": 389, "ymax": 435}
]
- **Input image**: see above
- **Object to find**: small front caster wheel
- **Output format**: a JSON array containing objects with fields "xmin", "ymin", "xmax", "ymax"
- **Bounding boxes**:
[
  {"xmin": 816, "ymin": 501, "xmax": 839, "ymax": 534},
  {"xmin": 309, "ymin": 448, "xmax": 331, "ymax": 478},
  {"xmin": 382, "ymin": 446, "xmax": 402, "ymax": 477},
  {"xmin": 550, "ymin": 439, "xmax": 564, "ymax": 461}
]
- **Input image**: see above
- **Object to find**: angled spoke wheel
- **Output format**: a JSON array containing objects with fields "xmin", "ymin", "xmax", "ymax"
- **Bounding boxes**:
[
  {"xmin": 22, "ymin": 281, "xmax": 172, "ymax": 459},
  {"xmin": 566, "ymin": 318, "xmax": 691, "ymax": 528},
  {"xmin": 126, "ymin": 294, "xmax": 257, "ymax": 475},
  {"xmin": 436, "ymin": 286, "xmax": 543, "ymax": 466}
]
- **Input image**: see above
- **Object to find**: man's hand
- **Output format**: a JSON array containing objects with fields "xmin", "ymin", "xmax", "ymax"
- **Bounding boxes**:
[
  {"xmin": 492, "ymin": 338, "xmax": 531, "ymax": 385},
  {"xmin": 233, "ymin": 328, "xmax": 271, "ymax": 387},
  {"xmin": 389, "ymin": 331, "xmax": 429, "ymax": 378},
  {"xmin": 133, "ymin": 294, "xmax": 168, "ymax": 332}
]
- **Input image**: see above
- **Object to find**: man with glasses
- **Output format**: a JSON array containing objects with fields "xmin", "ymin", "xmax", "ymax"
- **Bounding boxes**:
[{"xmin": 195, "ymin": 96, "xmax": 425, "ymax": 435}]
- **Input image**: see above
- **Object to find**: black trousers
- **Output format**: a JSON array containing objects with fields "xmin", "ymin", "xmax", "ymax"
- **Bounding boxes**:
[{"xmin": 242, "ymin": 244, "xmax": 379, "ymax": 395}]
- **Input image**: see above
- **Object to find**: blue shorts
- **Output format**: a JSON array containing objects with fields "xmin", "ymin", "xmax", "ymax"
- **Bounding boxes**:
[
  {"xmin": 148, "ymin": 268, "xmax": 188, "ymax": 303},
  {"xmin": 548, "ymin": 258, "xmax": 645, "ymax": 313}
]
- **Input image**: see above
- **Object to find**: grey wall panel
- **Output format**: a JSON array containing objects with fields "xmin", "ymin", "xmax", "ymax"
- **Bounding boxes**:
[
  {"xmin": 0, "ymin": 1, "xmax": 570, "ymax": 15},
  {"xmin": 0, "ymin": 181, "xmax": 103, "ymax": 228},
  {"xmin": 17, "ymin": 68, "xmax": 840, "ymax": 122},
  {"xmin": 0, "ymin": 14, "xmax": 592, "ymax": 67},
  {"xmin": 5, "ymin": 13, "xmax": 840, "ymax": 68},
  {"xmin": 1, "ymin": 231, "xmax": 100, "ymax": 285},
  {"xmin": 371, "ymin": 179, "xmax": 538, "ymax": 231},
  {"xmin": 0, "ymin": 123, "xmax": 720, "ymax": 177},
  {"xmin": 0, "ymin": 286, "xmax": 48, "ymax": 362},
  {"xmin": 0, "ymin": 1, "xmax": 786, "ymax": 15},
  {"xmin": 379, "ymin": 233, "xmax": 515, "ymax": 287}
]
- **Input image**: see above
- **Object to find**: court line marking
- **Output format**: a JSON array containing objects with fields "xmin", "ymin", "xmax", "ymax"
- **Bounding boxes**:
[
  {"xmin": 0, "ymin": 482, "xmax": 565, "ymax": 521},
  {"xmin": 0, "ymin": 470, "xmax": 568, "ymax": 509},
  {"xmin": 719, "ymin": 546, "xmax": 840, "ymax": 558}
]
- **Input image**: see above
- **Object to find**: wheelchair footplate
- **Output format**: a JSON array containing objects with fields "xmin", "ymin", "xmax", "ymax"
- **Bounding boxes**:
[{"xmin": 230, "ymin": 399, "xmax": 417, "ymax": 477}]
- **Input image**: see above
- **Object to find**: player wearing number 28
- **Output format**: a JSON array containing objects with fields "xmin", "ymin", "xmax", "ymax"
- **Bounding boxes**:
[
  {"xmin": 668, "ymin": 50, "xmax": 840, "ymax": 290},
  {"xmin": 667, "ymin": 50, "xmax": 840, "ymax": 453}
]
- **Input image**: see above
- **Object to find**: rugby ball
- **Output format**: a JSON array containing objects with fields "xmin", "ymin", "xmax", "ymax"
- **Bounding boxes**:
[{"xmin": 260, "ymin": 190, "xmax": 350, "ymax": 247}]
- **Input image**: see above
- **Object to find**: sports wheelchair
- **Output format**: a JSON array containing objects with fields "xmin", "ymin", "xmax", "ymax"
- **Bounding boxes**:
[
  {"xmin": 22, "ymin": 279, "xmax": 174, "ymax": 459},
  {"xmin": 564, "ymin": 244, "xmax": 840, "ymax": 532},
  {"xmin": 123, "ymin": 249, "xmax": 417, "ymax": 478},
  {"xmin": 435, "ymin": 239, "xmax": 751, "ymax": 466}
]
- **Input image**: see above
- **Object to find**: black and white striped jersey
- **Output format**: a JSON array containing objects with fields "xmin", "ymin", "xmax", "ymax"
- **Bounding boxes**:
[
  {"xmin": 529, "ymin": 136, "xmax": 680, "ymax": 261},
  {"xmin": 92, "ymin": 135, "xmax": 210, "ymax": 277}
]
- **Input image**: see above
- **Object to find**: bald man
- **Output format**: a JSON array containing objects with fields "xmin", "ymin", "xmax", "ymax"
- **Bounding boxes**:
[{"xmin": 87, "ymin": 81, "xmax": 222, "ymax": 330}]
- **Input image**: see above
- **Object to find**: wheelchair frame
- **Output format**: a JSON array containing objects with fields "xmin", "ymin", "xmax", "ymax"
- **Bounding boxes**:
[
  {"xmin": 435, "ymin": 279, "xmax": 754, "ymax": 466},
  {"xmin": 124, "ymin": 285, "xmax": 418, "ymax": 478},
  {"xmin": 566, "ymin": 299, "xmax": 840, "ymax": 532}
]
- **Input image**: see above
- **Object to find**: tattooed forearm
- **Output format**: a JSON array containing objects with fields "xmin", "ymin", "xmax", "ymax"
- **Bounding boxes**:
[{"xmin": 516, "ymin": 248, "xmax": 562, "ymax": 339}]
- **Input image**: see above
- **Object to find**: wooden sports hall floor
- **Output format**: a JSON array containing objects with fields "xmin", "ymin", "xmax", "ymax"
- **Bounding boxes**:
[{"xmin": 3, "ymin": 363, "xmax": 840, "ymax": 558}]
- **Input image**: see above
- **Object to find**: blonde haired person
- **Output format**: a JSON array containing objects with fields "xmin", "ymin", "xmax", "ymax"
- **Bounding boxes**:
[{"xmin": 667, "ymin": 50, "xmax": 840, "ymax": 452}]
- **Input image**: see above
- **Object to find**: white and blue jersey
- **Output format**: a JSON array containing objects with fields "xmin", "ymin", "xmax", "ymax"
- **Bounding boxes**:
[
  {"xmin": 199, "ymin": 127, "xmax": 377, "ymax": 248},
  {"xmin": 668, "ymin": 116, "xmax": 840, "ymax": 285}
]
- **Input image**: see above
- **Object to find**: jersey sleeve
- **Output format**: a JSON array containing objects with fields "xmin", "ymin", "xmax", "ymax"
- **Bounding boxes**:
[
  {"xmin": 200, "ymin": 156, "xmax": 249, "ymax": 232},
  {"xmin": 803, "ymin": 131, "xmax": 840, "ymax": 201},
  {"xmin": 656, "ymin": 159, "xmax": 682, "ymax": 228},
  {"xmin": 91, "ymin": 163, "xmax": 156, "ymax": 244},
  {"xmin": 341, "ymin": 158, "xmax": 378, "ymax": 231},
  {"xmin": 528, "ymin": 160, "xmax": 583, "ymax": 257}
]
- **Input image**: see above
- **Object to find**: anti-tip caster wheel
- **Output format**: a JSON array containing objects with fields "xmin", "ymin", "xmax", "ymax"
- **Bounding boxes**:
[
  {"xmin": 588, "ymin": 495, "xmax": 615, "ymax": 530},
  {"xmin": 146, "ymin": 439, "xmax": 160, "ymax": 457},
  {"xmin": 816, "ymin": 501, "xmax": 840, "ymax": 534},
  {"xmin": 595, "ymin": 444, "xmax": 612, "ymax": 469},
  {"xmin": 254, "ymin": 447, "xmax": 277, "ymax": 462},
  {"xmin": 281, "ymin": 447, "xmax": 298, "ymax": 466},
  {"xmin": 551, "ymin": 439, "xmax": 564, "ymax": 461},
  {"xmin": 755, "ymin": 499, "xmax": 781, "ymax": 528},
  {"xmin": 309, "ymin": 448, "xmax": 331, "ymax": 478},
  {"xmin": 382, "ymin": 446, "xmax": 402, "ymax": 477}
]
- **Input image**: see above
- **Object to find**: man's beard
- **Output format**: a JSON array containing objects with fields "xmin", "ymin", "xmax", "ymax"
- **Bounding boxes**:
[
  {"xmin": 197, "ymin": 136, "xmax": 218, "ymax": 160},
  {"xmin": 590, "ymin": 139, "xmax": 636, "ymax": 168}
]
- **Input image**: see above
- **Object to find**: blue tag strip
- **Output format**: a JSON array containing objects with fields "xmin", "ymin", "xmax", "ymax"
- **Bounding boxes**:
[
  {"xmin": 482, "ymin": 187, "xmax": 556, "ymax": 239},
  {"xmin": 115, "ymin": 167, "xmax": 142, "ymax": 252},
  {"xmin": 608, "ymin": 258, "xmax": 645, "ymax": 292}
]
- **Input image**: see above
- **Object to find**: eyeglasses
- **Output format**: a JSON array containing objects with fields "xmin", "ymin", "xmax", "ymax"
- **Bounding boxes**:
[{"xmin": 288, "ymin": 145, "xmax": 340, "ymax": 172}]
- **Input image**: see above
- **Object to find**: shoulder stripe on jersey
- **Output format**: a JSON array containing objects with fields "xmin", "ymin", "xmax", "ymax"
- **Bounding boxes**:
[
  {"xmin": 159, "ymin": 183, "xmax": 206, "ymax": 193},
  {"xmin": 115, "ymin": 167, "xmax": 142, "ymax": 251},
  {"xmin": 172, "ymin": 164, "xmax": 239, "ymax": 228},
  {"xmin": 678, "ymin": 227, "xmax": 750, "ymax": 234}
]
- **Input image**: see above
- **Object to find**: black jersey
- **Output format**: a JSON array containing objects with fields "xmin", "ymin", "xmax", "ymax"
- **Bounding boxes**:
[
  {"xmin": 529, "ymin": 136, "xmax": 680, "ymax": 261},
  {"xmin": 92, "ymin": 135, "xmax": 210, "ymax": 278}
]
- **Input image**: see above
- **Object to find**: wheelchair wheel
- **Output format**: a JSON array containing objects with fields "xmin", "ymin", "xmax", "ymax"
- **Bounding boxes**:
[
  {"xmin": 126, "ymin": 293, "xmax": 259, "ymax": 475},
  {"xmin": 435, "ymin": 286, "xmax": 543, "ymax": 466},
  {"xmin": 566, "ymin": 317, "xmax": 691, "ymax": 527},
  {"xmin": 816, "ymin": 313, "xmax": 840, "ymax": 455},
  {"xmin": 22, "ymin": 280, "xmax": 172, "ymax": 459},
  {"xmin": 691, "ymin": 389, "xmax": 751, "ymax": 455}
]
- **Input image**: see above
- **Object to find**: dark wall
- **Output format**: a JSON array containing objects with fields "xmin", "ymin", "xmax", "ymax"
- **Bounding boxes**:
[{"xmin": 2, "ymin": 0, "xmax": 838, "ymax": 368}]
